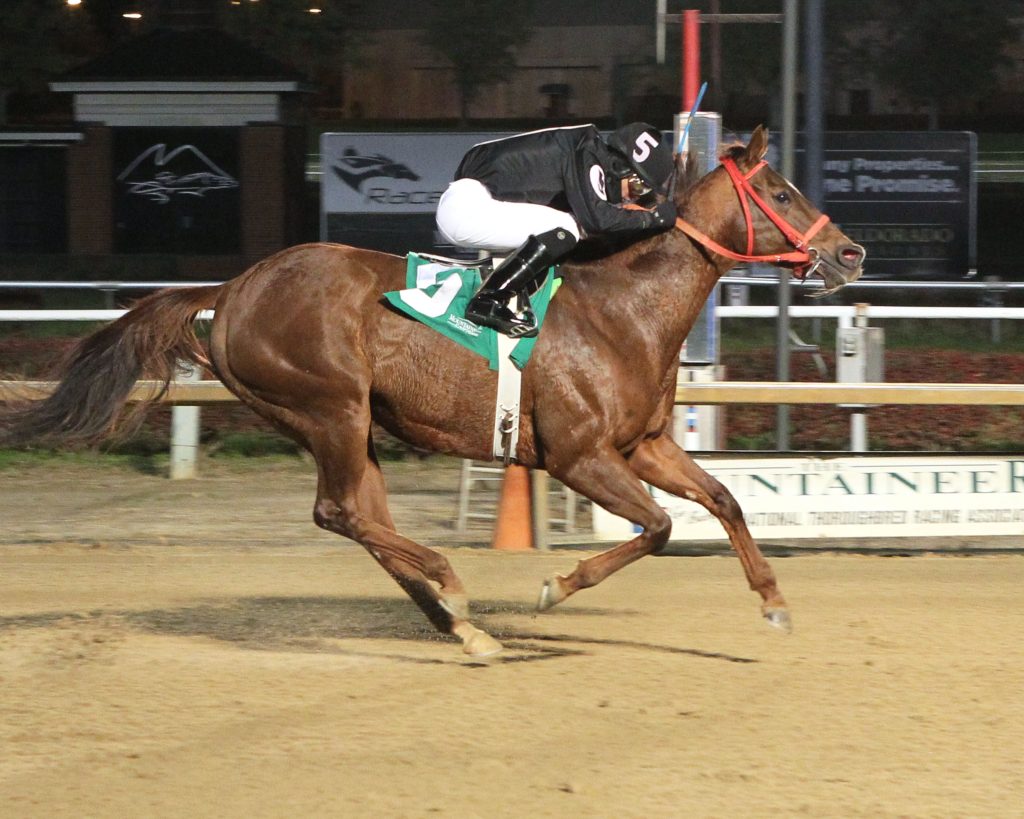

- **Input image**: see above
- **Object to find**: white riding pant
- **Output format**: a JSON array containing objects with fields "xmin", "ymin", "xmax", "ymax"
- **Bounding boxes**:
[{"xmin": 436, "ymin": 178, "xmax": 581, "ymax": 253}]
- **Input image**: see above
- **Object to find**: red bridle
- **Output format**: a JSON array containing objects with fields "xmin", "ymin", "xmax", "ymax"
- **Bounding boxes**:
[{"xmin": 674, "ymin": 156, "xmax": 831, "ymax": 279}]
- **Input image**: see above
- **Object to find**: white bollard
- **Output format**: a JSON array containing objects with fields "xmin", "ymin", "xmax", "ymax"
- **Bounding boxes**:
[{"xmin": 169, "ymin": 361, "xmax": 201, "ymax": 479}]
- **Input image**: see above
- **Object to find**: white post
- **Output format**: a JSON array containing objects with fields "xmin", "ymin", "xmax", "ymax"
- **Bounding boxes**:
[
  {"xmin": 850, "ymin": 304, "xmax": 870, "ymax": 453},
  {"xmin": 531, "ymin": 469, "xmax": 550, "ymax": 551},
  {"xmin": 850, "ymin": 411, "xmax": 868, "ymax": 453},
  {"xmin": 655, "ymin": 0, "xmax": 667, "ymax": 63},
  {"xmin": 169, "ymin": 361, "xmax": 201, "ymax": 480}
]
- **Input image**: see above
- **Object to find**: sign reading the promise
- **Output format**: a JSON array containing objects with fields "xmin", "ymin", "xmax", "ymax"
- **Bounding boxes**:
[{"xmin": 819, "ymin": 131, "xmax": 976, "ymax": 278}]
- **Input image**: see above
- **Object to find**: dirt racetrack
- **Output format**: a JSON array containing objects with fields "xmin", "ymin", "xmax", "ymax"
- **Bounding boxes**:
[{"xmin": 2, "ymin": 455, "xmax": 1023, "ymax": 818}]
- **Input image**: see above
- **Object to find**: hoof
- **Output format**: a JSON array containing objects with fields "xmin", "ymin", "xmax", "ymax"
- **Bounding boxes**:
[
  {"xmin": 763, "ymin": 607, "xmax": 793, "ymax": 634},
  {"xmin": 453, "ymin": 622, "xmax": 503, "ymax": 658},
  {"xmin": 439, "ymin": 592, "xmax": 470, "ymax": 622},
  {"xmin": 536, "ymin": 576, "xmax": 568, "ymax": 612}
]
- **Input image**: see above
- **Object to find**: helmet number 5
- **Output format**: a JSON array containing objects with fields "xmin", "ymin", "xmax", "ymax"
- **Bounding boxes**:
[{"xmin": 633, "ymin": 132, "xmax": 658, "ymax": 163}]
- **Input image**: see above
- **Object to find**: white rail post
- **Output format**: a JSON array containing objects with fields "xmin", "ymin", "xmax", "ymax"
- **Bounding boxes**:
[
  {"xmin": 169, "ymin": 361, "xmax": 201, "ymax": 479},
  {"xmin": 836, "ymin": 304, "xmax": 884, "ymax": 453}
]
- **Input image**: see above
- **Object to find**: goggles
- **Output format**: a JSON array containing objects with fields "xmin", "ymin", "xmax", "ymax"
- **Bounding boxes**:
[{"xmin": 625, "ymin": 173, "xmax": 653, "ymax": 200}]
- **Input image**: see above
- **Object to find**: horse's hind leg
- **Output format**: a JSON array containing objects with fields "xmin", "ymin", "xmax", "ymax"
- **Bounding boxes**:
[{"xmin": 312, "ymin": 432, "xmax": 501, "ymax": 657}]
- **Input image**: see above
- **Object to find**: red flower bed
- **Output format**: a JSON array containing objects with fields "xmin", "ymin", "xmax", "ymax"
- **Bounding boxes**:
[
  {"xmin": 5, "ymin": 335, "xmax": 1024, "ymax": 451},
  {"xmin": 722, "ymin": 349, "xmax": 1024, "ymax": 450}
]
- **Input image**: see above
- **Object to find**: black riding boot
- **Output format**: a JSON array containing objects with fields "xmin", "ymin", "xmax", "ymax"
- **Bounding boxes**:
[{"xmin": 465, "ymin": 229, "xmax": 575, "ymax": 338}]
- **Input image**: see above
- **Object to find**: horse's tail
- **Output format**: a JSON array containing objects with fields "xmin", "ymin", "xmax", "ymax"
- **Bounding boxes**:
[{"xmin": 0, "ymin": 285, "xmax": 223, "ymax": 448}]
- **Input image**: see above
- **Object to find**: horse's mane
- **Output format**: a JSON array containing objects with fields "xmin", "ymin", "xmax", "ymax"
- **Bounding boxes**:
[
  {"xmin": 719, "ymin": 141, "xmax": 746, "ymax": 162},
  {"xmin": 672, "ymin": 146, "xmax": 705, "ymax": 209}
]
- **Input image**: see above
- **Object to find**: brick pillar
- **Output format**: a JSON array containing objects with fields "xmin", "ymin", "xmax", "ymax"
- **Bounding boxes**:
[
  {"xmin": 240, "ymin": 125, "xmax": 287, "ymax": 263},
  {"xmin": 67, "ymin": 126, "xmax": 113, "ymax": 254}
]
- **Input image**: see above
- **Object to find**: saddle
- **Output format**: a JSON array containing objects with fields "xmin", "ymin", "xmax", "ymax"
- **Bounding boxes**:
[
  {"xmin": 383, "ymin": 253, "xmax": 558, "ymax": 371},
  {"xmin": 384, "ymin": 253, "xmax": 560, "ymax": 462}
]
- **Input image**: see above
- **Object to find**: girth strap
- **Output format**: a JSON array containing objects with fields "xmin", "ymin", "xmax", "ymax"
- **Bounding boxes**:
[{"xmin": 492, "ymin": 331, "xmax": 522, "ymax": 463}]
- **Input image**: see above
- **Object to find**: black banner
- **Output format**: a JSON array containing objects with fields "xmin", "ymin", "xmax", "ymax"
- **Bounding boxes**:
[
  {"xmin": 113, "ymin": 128, "xmax": 241, "ymax": 254},
  {"xmin": 817, "ymin": 132, "xmax": 976, "ymax": 279}
]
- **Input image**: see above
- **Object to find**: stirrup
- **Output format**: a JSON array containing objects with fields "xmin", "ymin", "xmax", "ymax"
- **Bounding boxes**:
[{"xmin": 465, "ymin": 299, "xmax": 538, "ymax": 339}]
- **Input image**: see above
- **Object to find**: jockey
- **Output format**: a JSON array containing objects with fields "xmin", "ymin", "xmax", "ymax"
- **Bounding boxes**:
[{"xmin": 436, "ymin": 122, "xmax": 677, "ymax": 338}]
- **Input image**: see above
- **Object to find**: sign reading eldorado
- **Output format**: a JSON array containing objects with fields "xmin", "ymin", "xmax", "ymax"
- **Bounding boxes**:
[{"xmin": 592, "ymin": 455, "xmax": 1024, "ymax": 541}]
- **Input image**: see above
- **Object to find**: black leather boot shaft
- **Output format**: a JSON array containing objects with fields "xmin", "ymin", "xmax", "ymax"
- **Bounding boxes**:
[
  {"xmin": 479, "ymin": 237, "xmax": 545, "ymax": 295},
  {"xmin": 465, "ymin": 228, "xmax": 577, "ymax": 338}
]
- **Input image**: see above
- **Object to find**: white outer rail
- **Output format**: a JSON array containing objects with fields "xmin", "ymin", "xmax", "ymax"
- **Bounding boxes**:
[
  {"xmin": 5, "ymin": 305, "xmax": 1024, "ymax": 324},
  {"xmin": 0, "ymin": 310, "xmax": 214, "ymax": 321}
]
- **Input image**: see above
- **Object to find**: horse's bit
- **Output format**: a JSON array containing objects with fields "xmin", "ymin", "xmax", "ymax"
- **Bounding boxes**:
[{"xmin": 674, "ymin": 156, "xmax": 831, "ymax": 280}]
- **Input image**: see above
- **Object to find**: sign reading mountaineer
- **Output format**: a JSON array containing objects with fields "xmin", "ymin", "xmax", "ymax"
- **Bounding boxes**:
[{"xmin": 820, "ymin": 131, "xmax": 976, "ymax": 278}]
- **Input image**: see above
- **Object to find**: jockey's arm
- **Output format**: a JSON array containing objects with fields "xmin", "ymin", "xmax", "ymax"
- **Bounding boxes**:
[{"xmin": 566, "ymin": 146, "xmax": 670, "ymax": 238}]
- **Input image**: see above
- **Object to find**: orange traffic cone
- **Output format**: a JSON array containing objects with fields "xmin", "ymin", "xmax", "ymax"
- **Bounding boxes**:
[{"xmin": 491, "ymin": 464, "xmax": 534, "ymax": 551}]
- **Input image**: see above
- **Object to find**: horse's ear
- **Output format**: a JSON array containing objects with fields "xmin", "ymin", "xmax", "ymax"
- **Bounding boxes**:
[{"xmin": 745, "ymin": 125, "xmax": 770, "ymax": 166}]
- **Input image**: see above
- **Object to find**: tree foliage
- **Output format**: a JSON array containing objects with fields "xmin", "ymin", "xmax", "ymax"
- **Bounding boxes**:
[
  {"xmin": 697, "ymin": 0, "xmax": 1023, "ymax": 129},
  {"xmin": 422, "ymin": 0, "xmax": 535, "ymax": 122},
  {"xmin": 0, "ymin": 0, "xmax": 94, "ymax": 118},
  {"xmin": 875, "ymin": 0, "xmax": 1019, "ymax": 114},
  {"xmin": 825, "ymin": 0, "xmax": 1022, "ymax": 126},
  {"xmin": 220, "ymin": 0, "xmax": 372, "ymax": 81}
]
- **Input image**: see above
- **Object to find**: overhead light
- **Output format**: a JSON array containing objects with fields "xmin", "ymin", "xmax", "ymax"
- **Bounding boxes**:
[
  {"xmin": 308, "ymin": 6, "xmax": 322, "ymax": 12},
  {"xmin": 66, "ymin": 0, "xmax": 83, "ymax": 7},
  {"xmin": 123, "ymin": 12, "xmax": 142, "ymax": 19}
]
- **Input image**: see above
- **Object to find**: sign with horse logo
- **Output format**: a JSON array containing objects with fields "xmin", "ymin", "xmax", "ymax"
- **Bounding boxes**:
[
  {"xmin": 113, "ymin": 127, "xmax": 241, "ymax": 254},
  {"xmin": 321, "ymin": 132, "xmax": 504, "ymax": 215},
  {"xmin": 320, "ymin": 131, "xmax": 511, "ymax": 254}
]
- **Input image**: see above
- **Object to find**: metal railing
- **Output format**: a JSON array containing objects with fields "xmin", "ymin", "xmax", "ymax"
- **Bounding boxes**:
[{"xmin": 2, "ymin": 276, "xmax": 1023, "ymax": 293}]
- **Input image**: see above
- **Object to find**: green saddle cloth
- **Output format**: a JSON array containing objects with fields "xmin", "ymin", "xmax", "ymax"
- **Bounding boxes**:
[{"xmin": 383, "ymin": 253, "xmax": 558, "ymax": 371}]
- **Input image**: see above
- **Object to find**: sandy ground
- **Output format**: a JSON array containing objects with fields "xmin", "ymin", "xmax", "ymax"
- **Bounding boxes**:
[{"xmin": 2, "ymin": 456, "xmax": 1024, "ymax": 818}]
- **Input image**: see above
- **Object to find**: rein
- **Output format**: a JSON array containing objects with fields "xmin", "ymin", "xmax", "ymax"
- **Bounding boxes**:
[{"xmin": 674, "ymin": 156, "xmax": 831, "ymax": 279}]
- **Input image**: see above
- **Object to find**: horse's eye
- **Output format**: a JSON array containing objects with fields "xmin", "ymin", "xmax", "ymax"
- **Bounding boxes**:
[{"xmin": 774, "ymin": 190, "xmax": 791, "ymax": 205}]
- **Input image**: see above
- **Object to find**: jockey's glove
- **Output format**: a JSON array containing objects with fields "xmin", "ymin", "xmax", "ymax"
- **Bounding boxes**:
[{"xmin": 649, "ymin": 201, "xmax": 677, "ymax": 229}]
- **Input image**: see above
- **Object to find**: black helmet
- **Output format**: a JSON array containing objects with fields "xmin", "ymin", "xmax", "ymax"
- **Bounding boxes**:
[{"xmin": 606, "ymin": 122, "xmax": 674, "ymax": 191}]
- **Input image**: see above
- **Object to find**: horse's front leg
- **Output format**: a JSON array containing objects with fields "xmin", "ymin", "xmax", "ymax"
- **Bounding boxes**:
[{"xmin": 628, "ymin": 434, "xmax": 791, "ymax": 632}]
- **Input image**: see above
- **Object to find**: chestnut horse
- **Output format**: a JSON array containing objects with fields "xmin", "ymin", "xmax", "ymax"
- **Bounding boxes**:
[{"xmin": 0, "ymin": 127, "xmax": 864, "ymax": 656}]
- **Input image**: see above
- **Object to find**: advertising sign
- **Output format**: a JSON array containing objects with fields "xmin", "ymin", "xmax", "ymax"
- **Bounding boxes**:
[
  {"xmin": 817, "ymin": 131, "xmax": 976, "ymax": 278},
  {"xmin": 323, "ymin": 129, "xmax": 976, "ymax": 276},
  {"xmin": 320, "ymin": 131, "xmax": 511, "ymax": 255},
  {"xmin": 592, "ymin": 455, "xmax": 1024, "ymax": 542}
]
